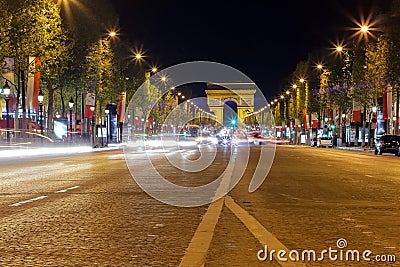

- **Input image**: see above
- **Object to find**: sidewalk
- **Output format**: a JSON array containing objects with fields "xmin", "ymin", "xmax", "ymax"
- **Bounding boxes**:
[
  {"xmin": 335, "ymin": 146, "xmax": 375, "ymax": 153},
  {"xmin": 291, "ymin": 143, "xmax": 375, "ymax": 153}
]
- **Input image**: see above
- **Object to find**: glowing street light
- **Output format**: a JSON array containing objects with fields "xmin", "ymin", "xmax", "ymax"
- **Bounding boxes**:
[
  {"xmin": 360, "ymin": 25, "xmax": 369, "ymax": 33},
  {"xmin": 151, "ymin": 67, "xmax": 158, "ymax": 73},
  {"xmin": 299, "ymin": 78, "xmax": 305, "ymax": 83},
  {"xmin": 316, "ymin": 64, "xmax": 323, "ymax": 70},
  {"xmin": 336, "ymin": 45, "xmax": 343, "ymax": 53},
  {"xmin": 108, "ymin": 31, "xmax": 117, "ymax": 38},
  {"xmin": 292, "ymin": 84, "xmax": 297, "ymax": 89},
  {"xmin": 135, "ymin": 53, "xmax": 143, "ymax": 60},
  {"xmin": 38, "ymin": 90, "xmax": 44, "ymax": 103},
  {"xmin": 2, "ymin": 81, "xmax": 11, "ymax": 143},
  {"xmin": 349, "ymin": 15, "xmax": 379, "ymax": 42}
]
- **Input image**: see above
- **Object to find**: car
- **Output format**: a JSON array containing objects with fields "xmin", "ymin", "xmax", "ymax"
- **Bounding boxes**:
[
  {"xmin": 317, "ymin": 137, "xmax": 333, "ymax": 148},
  {"xmin": 246, "ymin": 131, "xmax": 270, "ymax": 145},
  {"xmin": 374, "ymin": 135, "xmax": 400, "ymax": 156},
  {"xmin": 216, "ymin": 128, "xmax": 232, "ymax": 146},
  {"xmin": 269, "ymin": 137, "xmax": 290, "ymax": 145}
]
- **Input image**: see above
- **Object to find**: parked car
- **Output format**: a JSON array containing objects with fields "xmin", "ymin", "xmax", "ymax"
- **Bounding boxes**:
[
  {"xmin": 374, "ymin": 135, "xmax": 400, "ymax": 156},
  {"xmin": 317, "ymin": 137, "xmax": 333, "ymax": 148}
]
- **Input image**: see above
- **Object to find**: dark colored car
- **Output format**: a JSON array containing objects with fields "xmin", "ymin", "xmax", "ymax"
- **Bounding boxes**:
[{"xmin": 374, "ymin": 135, "xmax": 400, "ymax": 156}]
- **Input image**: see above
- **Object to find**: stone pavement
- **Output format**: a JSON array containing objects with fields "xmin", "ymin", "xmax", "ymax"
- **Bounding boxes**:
[{"xmin": 0, "ymin": 145, "xmax": 398, "ymax": 266}]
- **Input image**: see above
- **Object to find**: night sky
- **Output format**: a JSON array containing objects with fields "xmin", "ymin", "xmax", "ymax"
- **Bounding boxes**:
[{"xmin": 110, "ymin": 0, "xmax": 393, "ymax": 98}]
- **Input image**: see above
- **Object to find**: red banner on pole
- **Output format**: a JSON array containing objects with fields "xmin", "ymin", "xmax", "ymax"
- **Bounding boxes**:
[
  {"xmin": 387, "ymin": 85, "xmax": 392, "ymax": 120},
  {"xmin": 352, "ymin": 101, "xmax": 361, "ymax": 123},
  {"xmin": 117, "ymin": 92, "xmax": 126, "ymax": 123},
  {"xmin": 383, "ymin": 91, "xmax": 388, "ymax": 120},
  {"xmin": 32, "ymin": 58, "xmax": 41, "ymax": 113},
  {"xmin": 84, "ymin": 93, "xmax": 95, "ymax": 119}
]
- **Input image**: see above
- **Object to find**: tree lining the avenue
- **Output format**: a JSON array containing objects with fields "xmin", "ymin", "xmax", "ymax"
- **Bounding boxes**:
[{"xmin": 267, "ymin": 0, "xmax": 400, "ymax": 144}]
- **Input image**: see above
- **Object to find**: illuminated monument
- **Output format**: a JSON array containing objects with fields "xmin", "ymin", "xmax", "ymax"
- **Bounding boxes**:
[{"xmin": 205, "ymin": 82, "xmax": 256, "ymax": 125}]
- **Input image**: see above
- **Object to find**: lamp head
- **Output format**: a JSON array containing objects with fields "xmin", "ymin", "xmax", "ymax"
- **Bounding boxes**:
[
  {"xmin": 38, "ymin": 89, "xmax": 44, "ymax": 103},
  {"xmin": 2, "ymin": 80, "xmax": 11, "ymax": 97},
  {"xmin": 68, "ymin": 97, "xmax": 74, "ymax": 109}
]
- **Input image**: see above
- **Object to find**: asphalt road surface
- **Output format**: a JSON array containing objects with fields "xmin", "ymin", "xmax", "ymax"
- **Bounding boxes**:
[{"xmin": 0, "ymin": 145, "xmax": 398, "ymax": 266}]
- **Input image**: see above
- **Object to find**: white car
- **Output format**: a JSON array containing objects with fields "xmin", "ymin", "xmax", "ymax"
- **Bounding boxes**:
[{"xmin": 317, "ymin": 137, "xmax": 333, "ymax": 148}]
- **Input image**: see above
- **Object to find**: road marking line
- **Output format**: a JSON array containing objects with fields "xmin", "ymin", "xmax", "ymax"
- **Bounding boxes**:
[
  {"xmin": 354, "ymin": 224, "xmax": 367, "ymax": 228},
  {"xmin": 56, "ymin": 189, "xmax": 67, "ymax": 193},
  {"xmin": 224, "ymin": 196, "xmax": 307, "ymax": 267},
  {"xmin": 55, "ymin": 185, "xmax": 80, "ymax": 193},
  {"xmin": 67, "ymin": 185, "xmax": 80, "ymax": 190},
  {"xmin": 180, "ymin": 156, "xmax": 236, "ymax": 267},
  {"xmin": 179, "ymin": 197, "xmax": 224, "ymax": 267},
  {"xmin": 365, "ymin": 175, "xmax": 374, "ymax": 178},
  {"xmin": 10, "ymin": 195, "xmax": 48, "ymax": 207},
  {"xmin": 11, "ymin": 185, "xmax": 80, "ymax": 206}
]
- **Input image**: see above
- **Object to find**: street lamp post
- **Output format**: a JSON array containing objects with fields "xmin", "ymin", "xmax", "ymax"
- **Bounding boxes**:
[
  {"xmin": 69, "ymin": 97, "xmax": 74, "ymax": 142},
  {"xmin": 90, "ymin": 106, "xmax": 95, "ymax": 147},
  {"xmin": 105, "ymin": 108, "xmax": 109, "ymax": 145},
  {"xmin": 2, "ymin": 81, "xmax": 11, "ymax": 143},
  {"xmin": 299, "ymin": 78, "xmax": 310, "ymax": 143},
  {"xmin": 369, "ymin": 106, "xmax": 377, "ymax": 147},
  {"xmin": 38, "ymin": 89, "xmax": 44, "ymax": 137}
]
